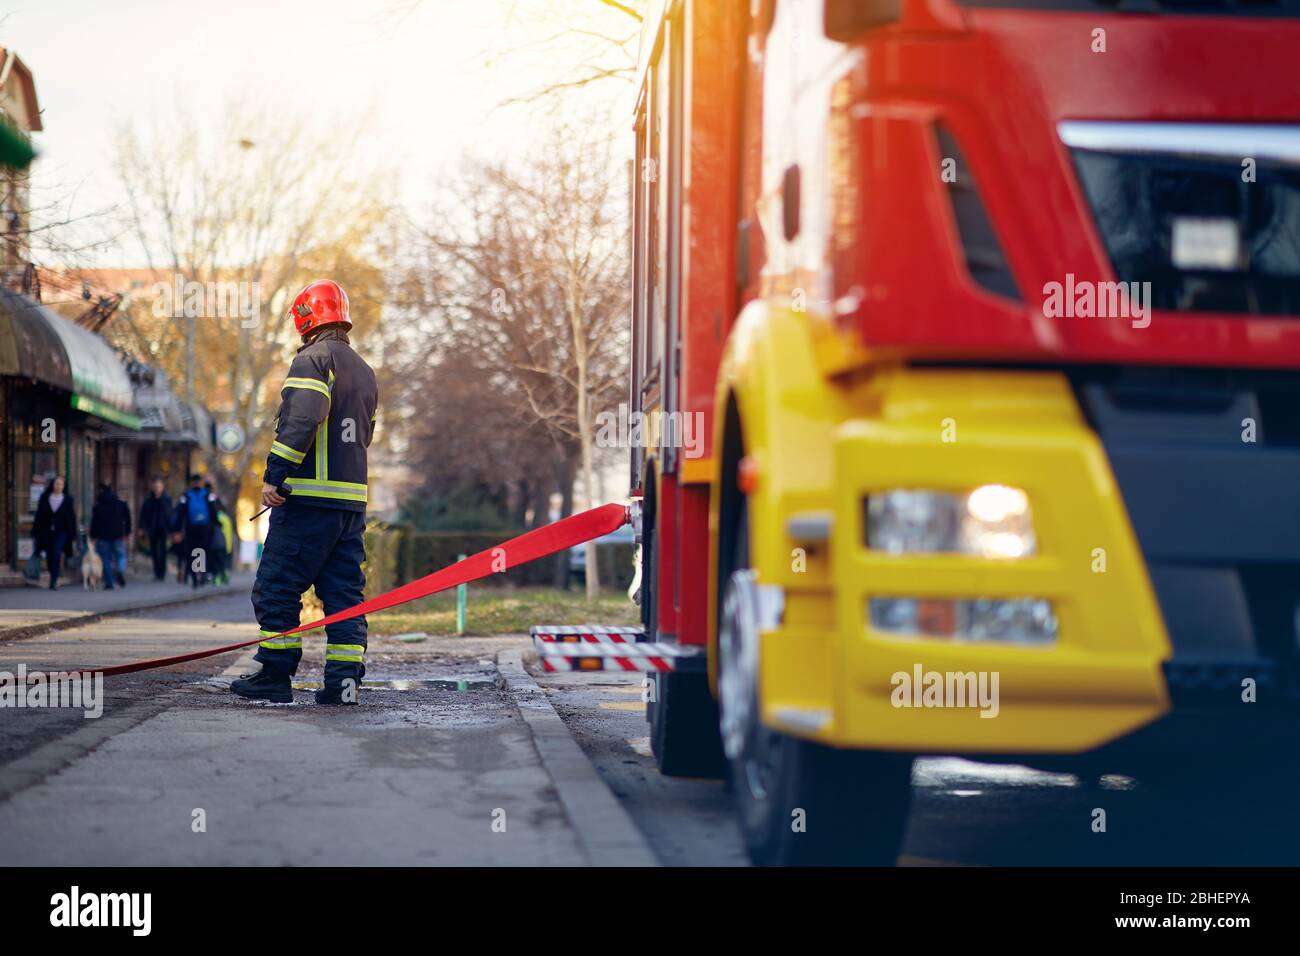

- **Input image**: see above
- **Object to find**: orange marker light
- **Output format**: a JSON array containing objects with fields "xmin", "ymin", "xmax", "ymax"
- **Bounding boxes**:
[{"xmin": 737, "ymin": 455, "xmax": 760, "ymax": 495}]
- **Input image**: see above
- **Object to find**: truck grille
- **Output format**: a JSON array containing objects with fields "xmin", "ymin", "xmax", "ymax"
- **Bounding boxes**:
[
  {"xmin": 1071, "ymin": 366, "xmax": 1300, "ymax": 706},
  {"xmin": 1060, "ymin": 122, "xmax": 1300, "ymax": 317}
]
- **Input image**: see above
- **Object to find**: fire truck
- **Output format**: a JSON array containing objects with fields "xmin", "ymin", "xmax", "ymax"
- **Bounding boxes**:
[{"xmin": 626, "ymin": 0, "xmax": 1300, "ymax": 865}]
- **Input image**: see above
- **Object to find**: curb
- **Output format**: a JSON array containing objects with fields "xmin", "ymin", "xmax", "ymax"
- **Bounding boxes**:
[
  {"xmin": 498, "ymin": 649, "xmax": 660, "ymax": 867},
  {"xmin": 0, "ymin": 582, "xmax": 251, "ymax": 644}
]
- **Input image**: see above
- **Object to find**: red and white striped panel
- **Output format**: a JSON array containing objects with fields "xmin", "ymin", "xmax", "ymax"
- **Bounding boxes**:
[
  {"xmin": 531, "ymin": 625, "xmax": 646, "ymax": 643},
  {"xmin": 531, "ymin": 624, "xmax": 679, "ymax": 672}
]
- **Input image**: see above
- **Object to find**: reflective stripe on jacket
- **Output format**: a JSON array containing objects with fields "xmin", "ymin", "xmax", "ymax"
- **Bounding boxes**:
[{"xmin": 263, "ymin": 327, "xmax": 378, "ymax": 512}]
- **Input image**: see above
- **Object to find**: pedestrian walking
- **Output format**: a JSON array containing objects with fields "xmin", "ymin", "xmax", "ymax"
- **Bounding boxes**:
[
  {"xmin": 174, "ymin": 474, "xmax": 215, "ymax": 588},
  {"xmin": 210, "ymin": 498, "xmax": 231, "ymax": 586},
  {"xmin": 140, "ymin": 478, "xmax": 173, "ymax": 582},
  {"xmin": 32, "ymin": 476, "xmax": 77, "ymax": 590},
  {"xmin": 90, "ymin": 484, "xmax": 132, "ymax": 590},
  {"xmin": 232, "ymin": 279, "xmax": 378, "ymax": 705},
  {"xmin": 171, "ymin": 495, "xmax": 187, "ymax": 583}
]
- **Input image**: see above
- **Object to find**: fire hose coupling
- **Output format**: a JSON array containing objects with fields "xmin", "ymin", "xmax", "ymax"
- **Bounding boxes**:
[{"xmin": 627, "ymin": 496, "xmax": 643, "ymax": 543}]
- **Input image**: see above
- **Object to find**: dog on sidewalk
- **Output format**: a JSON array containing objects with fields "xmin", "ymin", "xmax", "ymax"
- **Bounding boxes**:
[{"xmin": 82, "ymin": 547, "xmax": 104, "ymax": 591}]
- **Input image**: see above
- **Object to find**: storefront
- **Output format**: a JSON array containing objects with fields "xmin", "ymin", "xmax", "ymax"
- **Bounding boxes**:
[{"xmin": 0, "ymin": 289, "xmax": 140, "ymax": 572}]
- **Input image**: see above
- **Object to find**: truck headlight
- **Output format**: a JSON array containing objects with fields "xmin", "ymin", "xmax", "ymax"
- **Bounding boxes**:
[
  {"xmin": 869, "ymin": 597, "xmax": 1058, "ymax": 645},
  {"xmin": 865, "ymin": 485, "xmax": 1035, "ymax": 558}
]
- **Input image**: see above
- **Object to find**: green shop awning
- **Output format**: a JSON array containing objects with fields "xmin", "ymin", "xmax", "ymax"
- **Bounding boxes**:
[
  {"xmin": 0, "ymin": 288, "xmax": 141, "ymax": 429},
  {"xmin": 71, "ymin": 392, "xmax": 141, "ymax": 429}
]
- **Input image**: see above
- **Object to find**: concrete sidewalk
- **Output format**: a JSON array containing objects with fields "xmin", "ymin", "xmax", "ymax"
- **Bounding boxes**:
[
  {"xmin": 0, "ymin": 593, "xmax": 660, "ymax": 866},
  {"xmin": 0, "ymin": 666, "xmax": 590, "ymax": 865},
  {"xmin": 0, "ymin": 572, "xmax": 254, "ymax": 638}
]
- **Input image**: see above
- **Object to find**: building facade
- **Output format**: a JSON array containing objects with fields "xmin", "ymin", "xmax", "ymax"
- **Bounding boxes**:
[{"xmin": 0, "ymin": 289, "xmax": 144, "ymax": 572}]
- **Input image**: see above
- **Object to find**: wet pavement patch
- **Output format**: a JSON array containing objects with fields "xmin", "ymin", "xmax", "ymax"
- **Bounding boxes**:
[
  {"xmin": 192, "ymin": 672, "xmax": 500, "ymax": 693},
  {"xmin": 291, "ymin": 677, "xmax": 499, "ymax": 691}
]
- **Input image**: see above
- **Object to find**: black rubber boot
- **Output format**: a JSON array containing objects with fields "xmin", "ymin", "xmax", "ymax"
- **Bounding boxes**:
[
  {"xmin": 316, "ymin": 661, "xmax": 363, "ymax": 706},
  {"xmin": 314, "ymin": 681, "xmax": 359, "ymax": 706},
  {"xmin": 231, "ymin": 667, "xmax": 293, "ymax": 704}
]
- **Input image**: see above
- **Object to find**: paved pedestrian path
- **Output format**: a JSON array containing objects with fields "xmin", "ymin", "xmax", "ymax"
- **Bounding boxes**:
[
  {"xmin": 0, "ymin": 592, "xmax": 650, "ymax": 866},
  {"xmin": 0, "ymin": 572, "xmax": 254, "ymax": 635}
]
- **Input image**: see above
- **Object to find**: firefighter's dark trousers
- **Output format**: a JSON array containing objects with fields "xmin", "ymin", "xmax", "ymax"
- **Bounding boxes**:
[{"xmin": 251, "ymin": 504, "xmax": 367, "ymax": 687}]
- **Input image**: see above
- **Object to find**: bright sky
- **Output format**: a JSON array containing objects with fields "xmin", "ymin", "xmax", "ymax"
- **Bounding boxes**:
[{"xmin": 5, "ymin": 0, "xmax": 639, "ymax": 266}]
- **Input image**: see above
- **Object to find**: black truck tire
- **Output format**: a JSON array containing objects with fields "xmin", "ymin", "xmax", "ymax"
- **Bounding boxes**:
[{"xmin": 720, "ymin": 496, "xmax": 914, "ymax": 865}]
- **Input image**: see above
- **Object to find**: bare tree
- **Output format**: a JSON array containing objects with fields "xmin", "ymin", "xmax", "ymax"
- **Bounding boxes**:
[
  {"xmin": 401, "ymin": 125, "xmax": 629, "ymax": 598},
  {"xmin": 109, "ymin": 99, "xmax": 393, "ymax": 513},
  {"xmin": 0, "ymin": 168, "xmax": 122, "ymax": 296},
  {"xmin": 401, "ymin": 335, "xmax": 567, "ymax": 529},
  {"xmin": 494, "ymin": 0, "xmax": 645, "ymax": 105},
  {"xmin": 388, "ymin": 0, "xmax": 644, "ymax": 106}
]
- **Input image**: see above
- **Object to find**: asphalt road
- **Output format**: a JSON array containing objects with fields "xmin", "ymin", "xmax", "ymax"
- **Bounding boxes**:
[{"xmin": 535, "ymin": 669, "xmax": 1300, "ymax": 866}]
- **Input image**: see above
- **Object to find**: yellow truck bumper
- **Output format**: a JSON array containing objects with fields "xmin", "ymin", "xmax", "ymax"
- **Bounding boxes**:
[{"xmin": 755, "ymin": 369, "xmax": 1173, "ymax": 754}]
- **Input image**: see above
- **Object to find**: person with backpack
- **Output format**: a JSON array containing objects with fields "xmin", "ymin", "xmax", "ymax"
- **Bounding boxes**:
[{"xmin": 174, "ymin": 473, "xmax": 214, "ymax": 588}]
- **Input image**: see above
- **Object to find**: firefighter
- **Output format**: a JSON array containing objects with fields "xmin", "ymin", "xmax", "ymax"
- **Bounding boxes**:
[{"xmin": 231, "ymin": 280, "xmax": 378, "ymax": 705}]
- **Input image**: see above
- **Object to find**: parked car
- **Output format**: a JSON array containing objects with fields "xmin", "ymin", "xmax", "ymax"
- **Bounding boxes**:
[{"xmin": 569, "ymin": 523, "xmax": 635, "ymax": 584}]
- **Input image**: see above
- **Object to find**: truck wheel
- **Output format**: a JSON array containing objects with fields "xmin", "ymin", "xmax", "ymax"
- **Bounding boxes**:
[
  {"xmin": 649, "ymin": 670, "xmax": 727, "ymax": 778},
  {"xmin": 718, "ymin": 501, "xmax": 913, "ymax": 865},
  {"xmin": 731, "ymin": 729, "xmax": 914, "ymax": 866}
]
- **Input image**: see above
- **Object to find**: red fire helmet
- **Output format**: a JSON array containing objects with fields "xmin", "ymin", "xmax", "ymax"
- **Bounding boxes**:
[{"xmin": 288, "ymin": 280, "xmax": 350, "ymax": 336}]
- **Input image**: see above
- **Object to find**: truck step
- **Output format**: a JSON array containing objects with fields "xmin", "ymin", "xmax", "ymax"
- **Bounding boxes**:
[{"xmin": 530, "ymin": 625, "xmax": 692, "ymax": 673}]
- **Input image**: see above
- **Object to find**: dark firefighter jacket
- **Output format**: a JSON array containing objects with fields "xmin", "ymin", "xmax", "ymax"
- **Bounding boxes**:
[{"xmin": 262, "ymin": 326, "xmax": 378, "ymax": 512}]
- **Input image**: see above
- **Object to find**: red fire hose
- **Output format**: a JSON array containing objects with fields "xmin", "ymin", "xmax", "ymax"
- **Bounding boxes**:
[{"xmin": 89, "ymin": 502, "xmax": 630, "ymax": 678}]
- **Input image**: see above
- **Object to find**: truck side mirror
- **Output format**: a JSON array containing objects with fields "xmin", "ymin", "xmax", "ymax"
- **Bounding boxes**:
[{"xmin": 825, "ymin": 0, "xmax": 902, "ymax": 42}]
